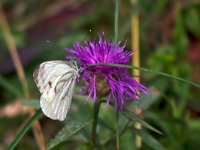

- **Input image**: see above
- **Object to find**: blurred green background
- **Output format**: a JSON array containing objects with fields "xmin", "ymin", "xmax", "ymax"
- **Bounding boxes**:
[{"xmin": 0, "ymin": 0, "xmax": 200, "ymax": 150}]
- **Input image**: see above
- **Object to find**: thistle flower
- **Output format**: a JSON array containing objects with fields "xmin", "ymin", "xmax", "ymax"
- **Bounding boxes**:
[{"xmin": 65, "ymin": 34, "xmax": 148, "ymax": 110}]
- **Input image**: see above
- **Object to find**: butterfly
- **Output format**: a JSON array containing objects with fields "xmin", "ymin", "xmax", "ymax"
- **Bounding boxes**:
[{"xmin": 33, "ymin": 60, "xmax": 79, "ymax": 121}]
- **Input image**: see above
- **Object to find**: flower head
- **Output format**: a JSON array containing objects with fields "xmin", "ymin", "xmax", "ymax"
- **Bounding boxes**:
[{"xmin": 65, "ymin": 33, "xmax": 148, "ymax": 110}]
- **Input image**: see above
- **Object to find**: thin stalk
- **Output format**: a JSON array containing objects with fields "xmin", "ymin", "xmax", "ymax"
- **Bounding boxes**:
[
  {"xmin": 0, "ymin": 8, "xmax": 29, "ymax": 98},
  {"xmin": 84, "ymin": 63, "xmax": 200, "ymax": 89},
  {"xmin": 114, "ymin": 0, "xmax": 119, "ymax": 43},
  {"xmin": 92, "ymin": 101, "xmax": 101, "ymax": 147},
  {"xmin": 131, "ymin": 0, "xmax": 141, "ymax": 147},
  {"xmin": 114, "ymin": 0, "xmax": 120, "ymax": 149},
  {"xmin": 116, "ymin": 110, "xmax": 120, "ymax": 150},
  {"xmin": 131, "ymin": 0, "xmax": 140, "ymax": 82},
  {"xmin": 7, "ymin": 109, "xmax": 42, "ymax": 150}
]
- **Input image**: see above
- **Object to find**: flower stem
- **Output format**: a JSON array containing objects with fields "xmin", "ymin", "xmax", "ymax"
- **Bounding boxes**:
[
  {"xmin": 131, "ymin": 0, "xmax": 142, "ymax": 147},
  {"xmin": 116, "ymin": 110, "xmax": 120, "ymax": 150},
  {"xmin": 92, "ymin": 101, "xmax": 101, "ymax": 147},
  {"xmin": 114, "ymin": 0, "xmax": 119, "ymax": 43}
]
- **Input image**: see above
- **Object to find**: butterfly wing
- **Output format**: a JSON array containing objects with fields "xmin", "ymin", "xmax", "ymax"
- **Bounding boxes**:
[
  {"xmin": 40, "ymin": 75, "xmax": 76, "ymax": 120},
  {"xmin": 33, "ymin": 60, "xmax": 78, "ymax": 121}
]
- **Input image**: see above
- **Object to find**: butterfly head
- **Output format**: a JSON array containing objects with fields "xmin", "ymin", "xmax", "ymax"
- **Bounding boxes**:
[{"xmin": 70, "ymin": 59, "xmax": 79, "ymax": 70}]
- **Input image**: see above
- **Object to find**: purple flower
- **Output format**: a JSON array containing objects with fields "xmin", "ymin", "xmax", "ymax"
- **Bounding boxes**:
[{"xmin": 65, "ymin": 33, "xmax": 148, "ymax": 110}]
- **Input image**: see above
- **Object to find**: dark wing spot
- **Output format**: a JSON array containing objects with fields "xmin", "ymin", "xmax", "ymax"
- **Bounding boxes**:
[{"xmin": 48, "ymin": 81, "xmax": 52, "ymax": 88}]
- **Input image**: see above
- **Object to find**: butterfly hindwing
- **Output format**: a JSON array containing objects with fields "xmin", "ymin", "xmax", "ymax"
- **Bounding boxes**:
[
  {"xmin": 33, "ymin": 60, "xmax": 78, "ymax": 121},
  {"xmin": 51, "ymin": 76, "xmax": 76, "ymax": 120}
]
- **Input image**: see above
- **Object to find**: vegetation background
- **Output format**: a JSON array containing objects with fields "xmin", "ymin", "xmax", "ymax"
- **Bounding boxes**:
[{"xmin": 0, "ymin": 0, "xmax": 200, "ymax": 150}]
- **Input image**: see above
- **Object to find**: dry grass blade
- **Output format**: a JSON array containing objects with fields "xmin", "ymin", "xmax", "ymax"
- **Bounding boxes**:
[
  {"xmin": 131, "ymin": 0, "xmax": 142, "ymax": 148},
  {"xmin": 0, "ymin": 9, "xmax": 29, "ymax": 98},
  {"xmin": 0, "ymin": 7, "xmax": 45, "ymax": 150},
  {"xmin": 0, "ymin": 100, "xmax": 32, "ymax": 117}
]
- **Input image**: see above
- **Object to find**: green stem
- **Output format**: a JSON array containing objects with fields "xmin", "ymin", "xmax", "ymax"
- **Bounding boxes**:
[
  {"xmin": 115, "ymin": 1, "xmax": 120, "ymax": 147},
  {"xmin": 7, "ymin": 109, "xmax": 42, "ymax": 150},
  {"xmin": 92, "ymin": 101, "xmax": 101, "ymax": 147},
  {"xmin": 84, "ymin": 62, "xmax": 200, "ymax": 89},
  {"xmin": 116, "ymin": 110, "xmax": 120, "ymax": 150},
  {"xmin": 114, "ymin": 0, "xmax": 119, "ymax": 43}
]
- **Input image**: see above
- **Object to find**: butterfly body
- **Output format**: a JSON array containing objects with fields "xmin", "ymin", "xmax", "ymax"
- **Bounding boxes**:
[{"xmin": 33, "ymin": 60, "xmax": 79, "ymax": 121}]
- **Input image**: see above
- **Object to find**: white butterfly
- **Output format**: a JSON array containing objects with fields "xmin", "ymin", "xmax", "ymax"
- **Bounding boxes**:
[{"xmin": 33, "ymin": 60, "xmax": 79, "ymax": 121}]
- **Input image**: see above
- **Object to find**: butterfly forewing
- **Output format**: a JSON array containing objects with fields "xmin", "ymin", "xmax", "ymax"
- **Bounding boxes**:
[
  {"xmin": 34, "ymin": 61, "xmax": 73, "ymax": 94},
  {"xmin": 33, "ymin": 60, "xmax": 78, "ymax": 121}
]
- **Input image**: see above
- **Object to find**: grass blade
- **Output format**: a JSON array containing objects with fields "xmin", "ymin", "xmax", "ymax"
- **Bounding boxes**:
[
  {"xmin": 136, "ymin": 129, "xmax": 166, "ymax": 150},
  {"xmin": 22, "ymin": 99, "xmax": 40, "ymax": 109},
  {"xmin": 114, "ymin": 0, "xmax": 119, "ymax": 43},
  {"xmin": 86, "ymin": 63, "xmax": 200, "ymax": 89},
  {"xmin": 7, "ymin": 109, "xmax": 42, "ymax": 150},
  {"xmin": 47, "ymin": 121, "xmax": 90, "ymax": 150},
  {"xmin": 122, "ymin": 110, "xmax": 163, "ymax": 135}
]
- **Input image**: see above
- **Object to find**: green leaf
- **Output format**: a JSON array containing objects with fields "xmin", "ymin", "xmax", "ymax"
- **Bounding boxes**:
[
  {"xmin": 122, "ymin": 110, "xmax": 163, "ymax": 135},
  {"xmin": 85, "ymin": 63, "xmax": 200, "ymax": 89},
  {"xmin": 22, "ymin": 99, "xmax": 40, "ymax": 109},
  {"xmin": 136, "ymin": 129, "xmax": 166, "ymax": 150},
  {"xmin": 47, "ymin": 121, "xmax": 91, "ymax": 150}
]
